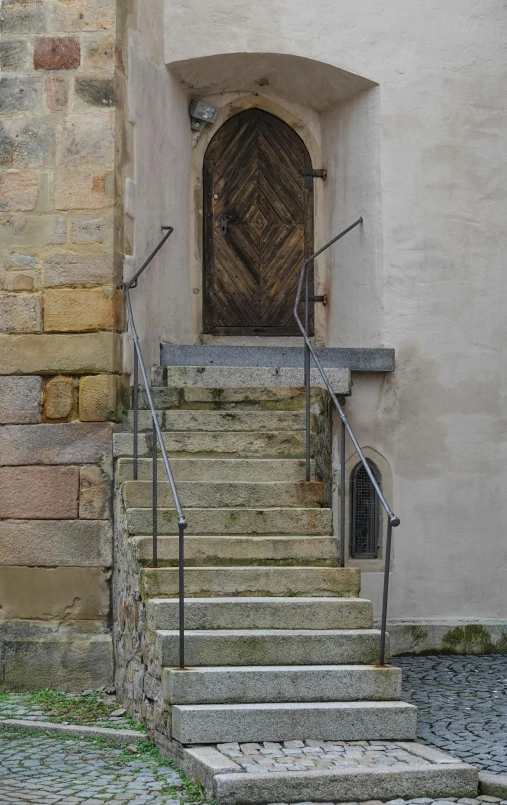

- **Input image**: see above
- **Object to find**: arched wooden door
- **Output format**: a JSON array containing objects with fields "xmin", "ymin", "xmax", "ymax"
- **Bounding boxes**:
[{"xmin": 203, "ymin": 109, "xmax": 314, "ymax": 335}]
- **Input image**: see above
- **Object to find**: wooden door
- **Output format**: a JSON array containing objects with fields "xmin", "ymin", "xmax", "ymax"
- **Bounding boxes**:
[{"xmin": 203, "ymin": 109, "xmax": 314, "ymax": 335}]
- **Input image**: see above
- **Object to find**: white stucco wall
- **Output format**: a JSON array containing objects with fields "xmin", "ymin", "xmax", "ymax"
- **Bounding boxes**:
[{"xmin": 127, "ymin": 0, "xmax": 507, "ymax": 627}]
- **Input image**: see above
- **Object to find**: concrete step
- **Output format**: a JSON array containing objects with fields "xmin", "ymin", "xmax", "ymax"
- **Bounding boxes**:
[
  {"xmin": 127, "ymin": 507, "xmax": 333, "ymax": 536},
  {"xmin": 156, "ymin": 629, "xmax": 386, "ymax": 667},
  {"xmin": 147, "ymin": 597, "xmax": 373, "ymax": 631},
  {"xmin": 114, "ymin": 431, "xmax": 307, "ymax": 459},
  {"xmin": 123, "ymin": 480, "xmax": 324, "ymax": 509},
  {"xmin": 141, "ymin": 566, "xmax": 361, "ymax": 599},
  {"xmin": 134, "ymin": 535, "xmax": 338, "ymax": 567},
  {"xmin": 151, "ymin": 365, "xmax": 351, "ymax": 395},
  {"xmin": 116, "ymin": 457, "xmax": 315, "ymax": 483},
  {"xmin": 125, "ymin": 410, "xmax": 313, "ymax": 433},
  {"xmin": 163, "ymin": 664, "xmax": 402, "ymax": 704},
  {"xmin": 170, "ymin": 700, "xmax": 417, "ymax": 744},
  {"xmin": 136, "ymin": 385, "xmax": 320, "ymax": 411}
]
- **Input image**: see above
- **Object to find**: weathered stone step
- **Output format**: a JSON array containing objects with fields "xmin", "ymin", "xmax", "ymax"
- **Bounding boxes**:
[
  {"xmin": 163, "ymin": 664, "xmax": 402, "ymax": 704},
  {"xmin": 210, "ymin": 750, "xmax": 477, "ymax": 805},
  {"xmin": 136, "ymin": 385, "xmax": 320, "ymax": 411},
  {"xmin": 127, "ymin": 507, "xmax": 333, "ymax": 536},
  {"xmin": 114, "ymin": 431, "xmax": 307, "ymax": 458},
  {"xmin": 141, "ymin": 567, "xmax": 361, "ymax": 599},
  {"xmin": 170, "ymin": 700, "xmax": 416, "ymax": 744},
  {"xmin": 156, "ymin": 629, "xmax": 387, "ymax": 668},
  {"xmin": 151, "ymin": 365, "xmax": 351, "ymax": 395},
  {"xmin": 134, "ymin": 535, "xmax": 338, "ymax": 567},
  {"xmin": 125, "ymin": 410, "xmax": 313, "ymax": 433},
  {"xmin": 123, "ymin": 480, "xmax": 324, "ymax": 509},
  {"xmin": 148, "ymin": 597, "xmax": 372, "ymax": 631},
  {"xmin": 116, "ymin": 457, "xmax": 315, "ymax": 483}
]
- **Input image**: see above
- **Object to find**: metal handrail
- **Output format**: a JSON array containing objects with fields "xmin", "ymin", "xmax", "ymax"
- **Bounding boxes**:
[
  {"xmin": 293, "ymin": 217, "xmax": 400, "ymax": 666},
  {"xmin": 124, "ymin": 226, "xmax": 187, "ymax": 669}
]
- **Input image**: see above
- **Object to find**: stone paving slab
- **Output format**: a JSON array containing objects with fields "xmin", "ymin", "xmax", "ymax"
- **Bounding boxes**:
[{"xmin": 395, "ymin": 656, "xmax": 507, "ymax": 773}]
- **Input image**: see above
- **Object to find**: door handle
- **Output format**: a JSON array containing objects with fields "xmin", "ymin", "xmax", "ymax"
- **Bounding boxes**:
[{"xmin": 219, "ymin": 215, "xmax": 237, "ymax": 235}]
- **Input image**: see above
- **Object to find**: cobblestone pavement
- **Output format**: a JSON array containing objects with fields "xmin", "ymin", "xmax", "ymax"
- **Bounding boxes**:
[
  {"xmin": 395, "ymin": 655, "xmax": 507, "ymax": 773},
  {"xmin": 217, "ymin": 740, "xmax": 435, "ymax": 773},
  {"xmin": 0, "ymin": 728, "xmax": 206, "ymax": 805},
  {"xmin": 265, "ymin": 799, "xmax": 507, "ymax": 805},
  {"xmin": 0, "ymin": 692, "xmax": 140, "ymax": 732}
]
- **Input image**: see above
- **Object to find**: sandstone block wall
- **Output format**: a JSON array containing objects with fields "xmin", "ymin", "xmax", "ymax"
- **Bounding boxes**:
[{"xmin": 0, "ymin": 0, "xmax": 120, "ymax": 689}]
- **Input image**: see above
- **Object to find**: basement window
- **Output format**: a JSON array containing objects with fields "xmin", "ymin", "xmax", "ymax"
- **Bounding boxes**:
[{"xmin": 350, "ymin": 460, "xmax": 381, "ymax": 559}]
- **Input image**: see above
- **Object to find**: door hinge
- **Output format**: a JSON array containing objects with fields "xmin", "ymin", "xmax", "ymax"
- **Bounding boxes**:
[
  {"xmin": 301, "ymin": 168, "xmax": 327, "ymax": 188},
  {"xmin": 310, "ymin": 294, "xmax": 327, "ymax": 306}
]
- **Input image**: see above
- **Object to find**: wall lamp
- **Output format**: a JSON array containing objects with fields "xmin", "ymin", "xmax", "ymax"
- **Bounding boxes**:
[{"xmin": 189, "ymin": 99, "xmax": 219, "ymax": 131}]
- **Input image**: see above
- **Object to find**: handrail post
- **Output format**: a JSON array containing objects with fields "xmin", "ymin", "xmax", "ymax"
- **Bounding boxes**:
[
  {"xmin": 178, "ymin": 520, "xmax": 186, "ymax": 669},
  {"xmin": 152, "ymin": 418, "xmax": 158, "ymax": 569},
  {"xmin": 340, "ymin": 417, "xmax": 346, "ymax": 567},
  {"xmin": 133, "ymin": 351, "xmax": 139, "ymax": 481},
  {"xmin": 379, "ymin": 518, "xmax": 394, "ymax": 666},
  {"xmin": 304, "ymin": 261, "xmax": 311, "ymax": 481}
]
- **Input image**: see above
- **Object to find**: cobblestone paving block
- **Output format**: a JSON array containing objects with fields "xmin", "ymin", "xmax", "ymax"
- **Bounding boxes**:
[
  {"xmin": 394, "ymin": 655, "xmax": 507, "ymax": 774},
  {"xmin": 0, "ymin": 728, "xmax": 207, "ymax": 804}
]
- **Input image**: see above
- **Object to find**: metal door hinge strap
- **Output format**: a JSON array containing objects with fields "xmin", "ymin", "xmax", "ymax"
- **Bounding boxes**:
[
  {"xmin": 301, "ymin": 169, "xmax": 327, "ymax": 179},
  {"xmin": 310, "ymin": 294, "xmax": 327, "ymax": 305}
]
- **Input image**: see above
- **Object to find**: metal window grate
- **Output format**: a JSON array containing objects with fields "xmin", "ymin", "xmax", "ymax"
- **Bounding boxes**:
[{"xmin": 350, "ymin": 460, "xmax": 381, "ymax": 558}]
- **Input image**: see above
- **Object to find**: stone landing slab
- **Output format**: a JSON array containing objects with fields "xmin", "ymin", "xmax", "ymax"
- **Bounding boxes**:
[{"xmin": 155, "ymin": 736, "xmax": 478, "ymax": 805}]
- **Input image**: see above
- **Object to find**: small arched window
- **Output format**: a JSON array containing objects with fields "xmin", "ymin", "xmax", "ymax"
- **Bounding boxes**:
[{"xmin": 350, "ymin": 460, "xmax": 382, "ymax": 558}]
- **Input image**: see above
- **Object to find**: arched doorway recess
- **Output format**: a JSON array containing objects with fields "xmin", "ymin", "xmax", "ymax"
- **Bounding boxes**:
[{"xmin": 202, "ymin": 109, "xmax": 314, "ymax": 335}]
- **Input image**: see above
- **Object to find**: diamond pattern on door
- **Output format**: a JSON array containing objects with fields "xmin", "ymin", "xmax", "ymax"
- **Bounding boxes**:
[{"xmin": 203, "ymin": 109, "xmax": 314, "ymax": 335}]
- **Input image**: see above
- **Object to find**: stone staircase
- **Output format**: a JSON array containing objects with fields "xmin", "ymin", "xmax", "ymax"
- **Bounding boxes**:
[{"xmin": 113, "ymin": 366, "xmax": 477, "ymax": 803}]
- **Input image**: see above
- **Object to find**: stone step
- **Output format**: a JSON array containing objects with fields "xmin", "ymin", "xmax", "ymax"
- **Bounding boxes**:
[
  {"xmin": 151, "ymin": 365, "xmax": 351, "ymax": 395},
  {"xmin": 127, "ymin": 507, "xmax": 333, "ymax": 536},
  {"xmin": 136, "ymin": 385, "xmax": 320, "ymax": 411},
  {"xmin": 209, "ymin": 747, "xmax": 477, "ymax": 805},
  {"xmin": 141, "ymin": 567, "xmax": 361, "ymax": 599},
  {"xmin": 134, "ymin": 535, "xmax": 338, "ymax": 567},
  {"xmin": 122, "ymin": 480, "xmax": 324, "ymax": 509},
  {"xmin": 156, "ymin": 629, "xmax": 386, "ymax": 667},
  {"xmin": 147, "ymin": 597, "xmax": 373, "ymax": 631},
  {"xmin": 113, "ymin": 431, "xmax": 307, "ymax": 459},
  {"xmin": 124, "ymin": 409, "xmax": 313, "ymax": 433},
  {"xmin": 170, "ymin": 700, "xmax": 417, "ymax": 744},
  {"xmin": 148, "ymin": 596, "xmax": 373, "ymax": 631},
  {"xmin": 116, "ymin": 458, "xmax": 315, "ymax": 483},
  {"xmin": 163, "ymin": 664, "xmax": 402, "ymax": 704}
]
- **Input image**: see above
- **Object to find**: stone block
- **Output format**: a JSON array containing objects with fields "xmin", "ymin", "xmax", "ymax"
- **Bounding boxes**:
[
  {"xmin": 43, "ymin": 253, "xmax": 114, "ymax": 286},
  {"xmin": 75, "ymin": 76, "xmax": 115, "ymax": 107},
  {"xmin": 0, "ymin": 518, "xmax": 112, "ymax": 566},
  {"xmin": 5, "ymin": 252, "xmax": 39, "ymax": 270},
  {"xmin": 34, "ymin": 36, "xmax": 80, "ymax": 69},
  {"xmin": 0, "ymin": 38, "xmax": 31, "ymax": 71},
  {"xmin": 79, "ymin": 373, "xmax": 117, "ymax": 422},
  {"xmin": 59, "ymin": 112, "xmax": 114, "ymax": 167},
  {"xmin": 0, "ymin": 75, "xmax": 42, "ymax": 112},
  {"xmin": 0, "ymin": 421, "xmax": 112, "ymax": 465},
  {"xmin": 0, "ymin": 566, "xmax": 110, "ymax": 619},
  {"xmin": 46, "ymin": 74, "xmax": 69, "ymax": 110},
  {"xmin": 79, "ymin": 465, "xmax": 111, "ymax": 518},
  {"xmin": 0, "ymin": 375, "xmax": 42, "ymax": 423},
  {"xmin": 1, "ymin": 116, "xmax": 55, "ymax": 169},
  {"xmin": 4, "ymin": 273, "xmax": 36, "ymax": 292},
  {"xmin": 0, "ymin": 172, "xmax": 39, "ymax": 211},
  {"xmin": 0, "ymin": 0, "xmax": 46, "ymax": 34},
  {"xmin": 71, "ymin": 213, "xmax": 113, "ymax": 245},
  {"xmin": 83, "ymin": 34, "xmax": 114, "ymax": 68},
  {"xmin": 0, "ymin": 213, "xmax": 67, "ymax": 249},
  {"xmin": 44, "ymin": 287, "xmax": 116, "ymax": 332},
  {"xmin": 54, "ymin": 171, "xmax": 113, "ymax": 209},
  {"xmin": 0, "ymin": 465, "xmax": 79, "ymax": 518},
  {"xmin": 0, "ymin": 292, "xmax": 42, "ymax": 332},
  {"xmin": 54, "ymin": 0, "xmax": 115, "ymax": 32},
  {"xmin": 43, "ymin": 375, "xmax": 77, "ymax": 420},
  {"xmin": 0, "ymin": 332, "xmax": 120, "ymax": 374}
]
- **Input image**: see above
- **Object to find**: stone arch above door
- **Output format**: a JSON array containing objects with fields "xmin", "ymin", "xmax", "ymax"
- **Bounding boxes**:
[{"xmin": 202, "ymin": 109, "xmax": 314, "ymax": 336}]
